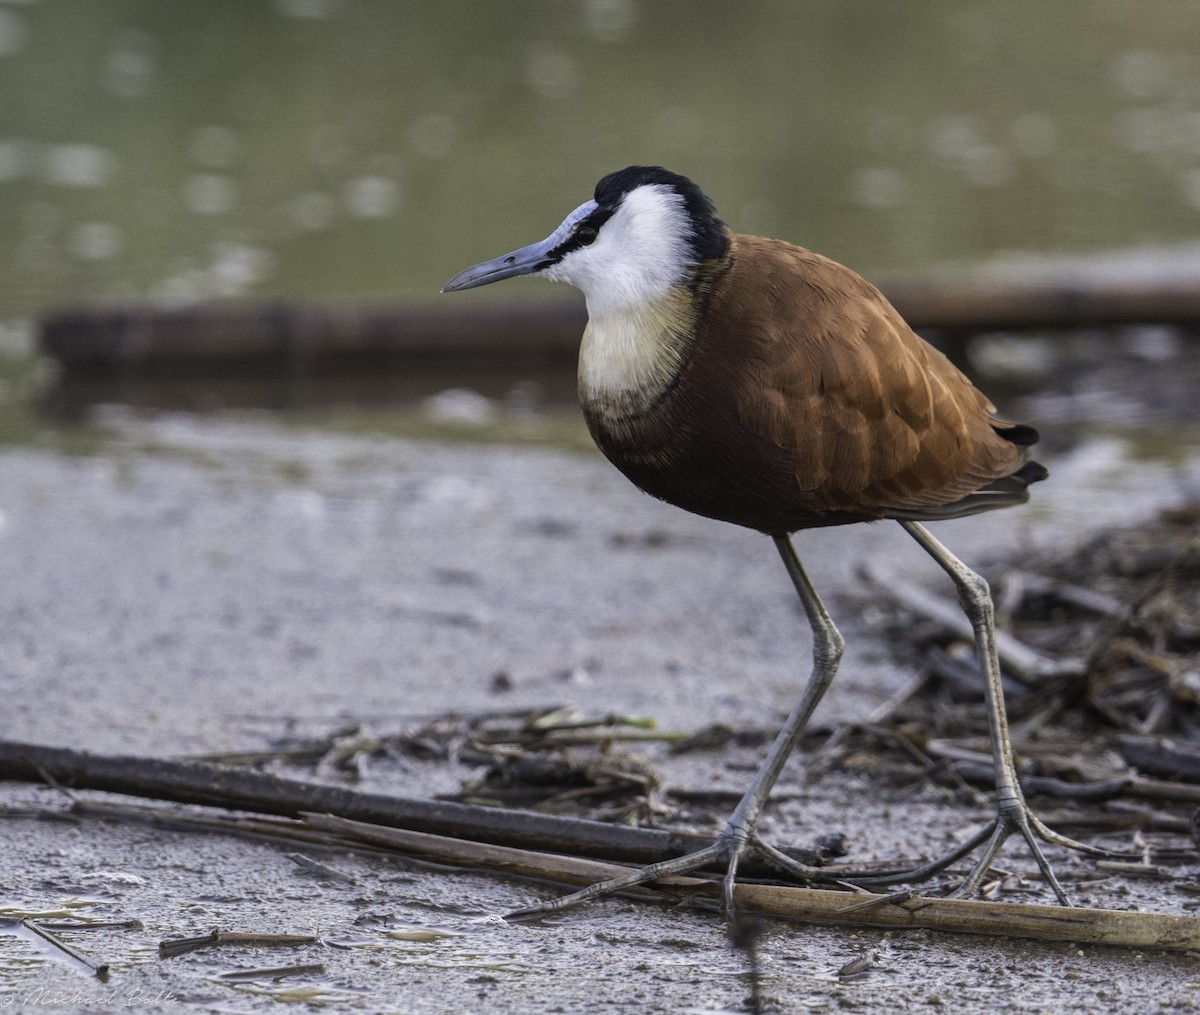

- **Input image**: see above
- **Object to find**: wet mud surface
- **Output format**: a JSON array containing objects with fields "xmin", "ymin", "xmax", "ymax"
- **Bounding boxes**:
[{"xmin": 1, "ymin": 404, "xmax": 1200, "ymax": 1013}]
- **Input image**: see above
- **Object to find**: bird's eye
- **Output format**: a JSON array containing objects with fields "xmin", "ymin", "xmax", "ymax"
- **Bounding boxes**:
[{"xmin": 575, "ymin": 225, "xmax": 598, "ymax": 246}]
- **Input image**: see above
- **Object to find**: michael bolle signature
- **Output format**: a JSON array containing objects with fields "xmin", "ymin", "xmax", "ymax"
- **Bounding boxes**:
[{"xmin": 2, "ymin": 988, "xmax": 181, "ymax": 1008}]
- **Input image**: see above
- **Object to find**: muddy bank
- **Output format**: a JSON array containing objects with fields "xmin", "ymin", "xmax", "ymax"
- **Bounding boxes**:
[{"xmin": 1, "ymin": 411, "xmax": 1199, "ymax": 1013}]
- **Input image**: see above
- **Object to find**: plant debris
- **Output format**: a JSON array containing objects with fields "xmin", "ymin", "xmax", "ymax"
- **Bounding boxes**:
[
  {"xmin": 188, "ymin": 500, "xmax": 1200, "ymax": 890},
  {"xmin": 872, "ymin": 500, "xmax": 1200, "ymax": 740},
  {"xmin": 836, "ymin": 501, "xmax": 1200, "ymax": 874}
]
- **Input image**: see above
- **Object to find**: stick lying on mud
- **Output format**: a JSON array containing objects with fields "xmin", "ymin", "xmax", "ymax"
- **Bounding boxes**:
[
  {"xmin": 2, "ymin": 737, "xmax": 1199, "ymax": 952},
  {"xmin": 0, "ymin": 737, "xmax": 712, "ymax": 866},
  {"xmin": 15, "ymin": 793, "xmax": 1200, "ymax": 953},
  {"xmin": 0, "ymin": 737, "xmax": 825, "ymax": 877},
  {"xmin": 303, "ymin": 813, "xmax": 1200, "ymax": 951},
  {"xmin": 158, "ymin": 929, "xmax": 320, "ymax": 959},
  {"xmin": 16, "ymin": 918, "xmax": 110, "ymax": 980}
]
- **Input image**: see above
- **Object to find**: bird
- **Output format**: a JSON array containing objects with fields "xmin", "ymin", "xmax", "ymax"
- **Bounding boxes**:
[{"xmin": 443, "ymin": 165, "xmax": 1104, "ymax": 918}]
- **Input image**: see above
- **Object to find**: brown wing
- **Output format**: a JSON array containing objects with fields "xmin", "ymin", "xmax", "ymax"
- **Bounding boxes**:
[{"xmin": 715, "ymin": 234, "xmax": 1029, "ymax": 518}]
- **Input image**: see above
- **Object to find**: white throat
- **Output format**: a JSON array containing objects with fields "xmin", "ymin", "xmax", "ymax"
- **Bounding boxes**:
[
  {"xmin": 544, "ymin": 185, "xmax": 694, "ymax": 315},
  {"xmin": 544, "ymin": 184, "xmax": 697, "ymax": 408},
  {"xmin": 577, "ymin": 294, "xmax": 690, "ymax": 408}
]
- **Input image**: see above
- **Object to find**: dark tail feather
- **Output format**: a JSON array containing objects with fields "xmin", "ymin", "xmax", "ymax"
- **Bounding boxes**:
[
  {"xmin": 1014, "ymin": 459, "xmax": 1049, "ymax": 484},
  {"xmin": 994, "ymin": 421, "xmax": 1040, "ymax": 447},
  {"xmin": 885, "ymin": 458, "xmax": 1049, "ymax": 522}
]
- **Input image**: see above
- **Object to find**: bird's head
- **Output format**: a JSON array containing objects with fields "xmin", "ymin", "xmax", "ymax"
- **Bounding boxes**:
[{"xmin": 442, "ymin": 166, "xmax": 729, "ymax": 316}]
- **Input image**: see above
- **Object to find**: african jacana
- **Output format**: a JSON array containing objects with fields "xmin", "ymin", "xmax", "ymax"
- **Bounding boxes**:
[{"xmin": 444, "ymin": 165, "xmax": 1100, "ymax": 917}]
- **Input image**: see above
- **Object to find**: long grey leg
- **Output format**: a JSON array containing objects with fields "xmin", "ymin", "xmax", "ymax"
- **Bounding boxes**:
[
  {"xmin": 900, "ymin": 520, "xmax": 1086, "ymax": 903},
  {"xmin": 505, "ymin": 535, "xmax": 844, "ymax": 921},
  {"xmin": 725, "ymin": 536, "xmax": 846, "ymax": 834},
  {"xmin": 715, "ymin": 536, "xmax": 846, "ymax": 908}
]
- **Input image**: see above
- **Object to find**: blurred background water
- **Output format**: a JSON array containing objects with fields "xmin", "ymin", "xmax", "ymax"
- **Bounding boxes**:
[
  {"xmin": 4, "ymin": 0, "xmax": 1200, "ymax": 316},
  {"xmin": 1, "ymin": 0, "xmax": 1199, "ymax": 439}
]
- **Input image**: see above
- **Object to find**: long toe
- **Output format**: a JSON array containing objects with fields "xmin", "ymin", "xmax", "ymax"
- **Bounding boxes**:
[
  {"xmin": 1028, "ymin": 812, "xmax": 1136, "ymax": 858},
  {"xmin": 807, "ymin": 800, "xmax": 1112, "ymax": 904},
  {"xmin": 820, "ymin": 822, "xmax": 998, "ymax": 890},
  {"xmin": 944, "ymin": 807, "xmax": 1071, "ymax": 905},
  {"xmin": 751, "ymin": 836, "xmax": 842, "ymax": 883},
  {"xmin": 504, "ymin": 844, "xmax": 725, "ymax": 921},
  {"xmin": 504, "ymin": 840, "xmax": 740, "ymax": 922}
]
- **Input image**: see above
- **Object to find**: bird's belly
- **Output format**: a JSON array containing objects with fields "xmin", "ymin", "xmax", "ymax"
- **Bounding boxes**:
[{"xmin": 581, "ymin": 399, "xmax": 871, "ymax": 535}]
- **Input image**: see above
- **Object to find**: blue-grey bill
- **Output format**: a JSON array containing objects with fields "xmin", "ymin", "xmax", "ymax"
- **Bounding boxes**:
[
  {"xmin": 441, "ymin": 240, "xmax": 556, "ymax": 292},
  {"xmin": 441, "ymin": 199, "xmax": 598, "ymax": 292}
]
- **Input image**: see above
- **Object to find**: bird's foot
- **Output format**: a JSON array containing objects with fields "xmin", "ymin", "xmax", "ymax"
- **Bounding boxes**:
[
  {"xmin": 831, "ymin": 797, "xmax": 1123, "ymax": 905},
  {"xmin": 503, "ymin": 825, "xmax": 826, "ymax": 922},
  {"xmin": 504, "ymin": 800, "xmax": 1127, "ymax": 921}
]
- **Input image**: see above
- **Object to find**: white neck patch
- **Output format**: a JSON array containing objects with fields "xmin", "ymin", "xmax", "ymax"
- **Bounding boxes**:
[
  {"xmin": 543, "ymin": 184, "xmax": 695, "ymax": 319},
  {"xmin": 577, "ymin": 295, "xmax": 689, "ymax": 406}
]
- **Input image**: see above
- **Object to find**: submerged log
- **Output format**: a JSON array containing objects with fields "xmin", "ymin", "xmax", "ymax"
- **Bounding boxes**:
[
  {"xmin": 38, "ymin": 277, "xmax": 1200, "ymax": 374},
  {"xmin": 882, "ymin": 277, "xmax": 1200, "ymax": 334},
  {"xmin": 41, "ymin": 300, "xmax": 586, "ymax": 373}
]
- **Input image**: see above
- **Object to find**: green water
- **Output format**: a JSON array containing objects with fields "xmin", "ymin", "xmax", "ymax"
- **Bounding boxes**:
[
  {"xmin": 1, "ymin": 0, "xmax": 1199, "ymax": 457},
  {"xmin": 0, "ymin": 0, "xmax": 1198, "ymax": 329}
]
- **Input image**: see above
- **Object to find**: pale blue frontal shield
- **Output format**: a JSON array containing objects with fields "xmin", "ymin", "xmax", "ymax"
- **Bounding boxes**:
[{"xmin": 442, "ymin": 199, "xmax": 599, "ymax": 292}]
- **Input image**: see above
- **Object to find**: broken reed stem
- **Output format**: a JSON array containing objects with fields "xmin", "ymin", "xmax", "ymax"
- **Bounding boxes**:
[
  {"xmin": 3, "ymin": 737, "xmax": 1199, "ymax": 952},
  {"xmin": 301, "ymin": 814, "xmax": 1200, "ymax": 952},
  {"xmin": 216, "ymin": 962, "xmax": 326, "ymax": 981},
  {"xmin": 159, "ymin": 929, "xmax": 320, "ymax": 959},
  {"xmin": 301, "ymin": 812, "xmax": 675, "ymax": 903},
  {"xmin": 732, "ymin": 884, "xmax": 1200, "ymax": 951},
  {"xmin": 21, "ymin": 919, "xmax": 110, "ymax": 980},
  {"xmin": 13, "ymin": 786, "xmax": 1200, "ymax": 953},
  {"xmin": 36, "ymin": 919, "xmax": 144, "ymax": 932}
]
